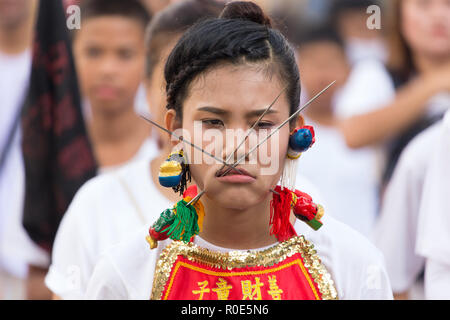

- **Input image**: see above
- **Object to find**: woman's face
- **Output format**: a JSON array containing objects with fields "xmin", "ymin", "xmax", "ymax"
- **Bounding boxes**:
[
  {"xmin": 166, "ymin": 64, "xmax": 297, "ymax": 210},
  {"xmin": 401, "ymin": 0, "xmax": 450, "ymax": 59}
]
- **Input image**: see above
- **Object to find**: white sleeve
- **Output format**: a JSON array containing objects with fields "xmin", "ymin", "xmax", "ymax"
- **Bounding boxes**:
[
  {"xmin": 358, "ymin": 253, "xmax": 394, "ymax": 300},
  {"xmin": 416, "ymin": 114, "xmax": 450, "ymax": 266},
  {"xmin": 424, "ymin": 259, "xmax": 450, "ymax": 300},
  {"xmin": 340, "ymin": 242, "xmax": 393, "ymax": 300},
  {"xmin": 85, "ymin": 255, "xmax": 129, "ymax": 300},
  {"xmin": 305, "ymin": 217, "xmax": 393, "ymax": 300},
  {"xmin": 45, "ymin": 183, "xmax": 98, "ymax": 299},
  {"xmin": 334, "ymin": 60, "xmax": 395, "ymax": 119},
  {"xmin": 372, "ymin": 146, "xmax": 425, "ymax": 293}
]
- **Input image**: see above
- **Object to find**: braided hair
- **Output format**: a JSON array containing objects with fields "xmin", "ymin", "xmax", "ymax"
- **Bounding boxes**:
[{"xmin": 164, "ymin": 1, "xmax": 300, "ymax": 124}]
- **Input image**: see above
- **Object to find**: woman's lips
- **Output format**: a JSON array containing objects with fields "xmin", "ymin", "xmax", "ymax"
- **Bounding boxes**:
[{"xmin": 215, "ymin": 167, "xmax": 256, "ymax": 184}]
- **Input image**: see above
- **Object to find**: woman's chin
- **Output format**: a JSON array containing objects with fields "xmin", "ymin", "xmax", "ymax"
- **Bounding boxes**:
[{"xmin": 204, "ymin": 184, "xmax": 268, "ymax": 210}]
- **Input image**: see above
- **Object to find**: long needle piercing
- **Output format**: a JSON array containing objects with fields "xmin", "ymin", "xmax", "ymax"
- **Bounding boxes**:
[
  {"xmin": 139, "ymin": 115, "xmax": 244, "ymax": 175},
  {"xmin": 220, "ymin": 81, "xmax": 336, "ymax": 177}
]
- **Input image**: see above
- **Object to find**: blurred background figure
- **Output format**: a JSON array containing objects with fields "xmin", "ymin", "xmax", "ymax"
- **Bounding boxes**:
[
  {"xmin": 374, "ymin": 0, "xmax": 450, "ymax": 300},
  {"xmin": 293, "ymin": 24, "xmax": 392, "ymax": 236},
  {"xmin": 73, "ymin": 0, "xmax": 153, "ymax": 172},
  {"xmin": 416, "ymin": 110, "xmax": 450, "ymax": 299},
  {"xmin": 0, "ymin": 0, "xmax": 37, "ymax": 299}
]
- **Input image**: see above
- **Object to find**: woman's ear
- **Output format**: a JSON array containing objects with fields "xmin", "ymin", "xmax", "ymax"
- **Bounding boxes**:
[
  {"xmin": 297, "ymin": 115, "xmax": 305, "ymax": 128},
  {"xmin": 165, "ymin": 109, "xmax": 182, "ymax": 147},
  {"xmin": 290, "ymin": 115, "xmax": 305, "ymax": 133}
]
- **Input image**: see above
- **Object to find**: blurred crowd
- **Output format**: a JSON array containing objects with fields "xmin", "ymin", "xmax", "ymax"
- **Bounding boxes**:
[{"xmin": 0, "ymin": 0, "xmax": 449, "ymax": 300}]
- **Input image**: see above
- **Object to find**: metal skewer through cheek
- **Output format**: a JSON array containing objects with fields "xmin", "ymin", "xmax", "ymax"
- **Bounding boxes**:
[
  {"xmin": 139, "ymin": 115, "xmax": 244, "ymax": 175},
  {"xmin": 216, "ymin": 86, "xmax": 288, "ymax": 175},
  {"xmin": 220, "ymin": 81, "xmax": 336, "ymax": 177},
  {"xmin": 188, "ymin": 81, "xmax": 335, "ymax": 206}
]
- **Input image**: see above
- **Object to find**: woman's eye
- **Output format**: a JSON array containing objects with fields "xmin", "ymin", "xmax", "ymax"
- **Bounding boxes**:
[
  {"xmin": 255, "ymin": 121, "xmax": 274, "ymax": 129},
  {"xmin": 202, "ymin": 119, "xmax": 224, "ymax": 127}
]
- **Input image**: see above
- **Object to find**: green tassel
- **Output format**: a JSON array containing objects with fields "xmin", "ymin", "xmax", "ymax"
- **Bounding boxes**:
[{"xmin": 166, "ymin": 200, "xmax": 199, "ymax": 243}]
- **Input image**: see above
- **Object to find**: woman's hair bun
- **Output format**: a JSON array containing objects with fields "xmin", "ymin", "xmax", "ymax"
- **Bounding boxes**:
[{"xmin": 219, "ymin": 1, "xmax": 272, "ymax": 28}]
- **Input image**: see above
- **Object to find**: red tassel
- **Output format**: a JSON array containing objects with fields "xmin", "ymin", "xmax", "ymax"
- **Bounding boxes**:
[
  {"xmin": 270, "ymin": 186, "xmax": 296, "ymax": 242},
  {"xmin": 183, "ymin": 185, "xmax": 198, "ymax": 198}
]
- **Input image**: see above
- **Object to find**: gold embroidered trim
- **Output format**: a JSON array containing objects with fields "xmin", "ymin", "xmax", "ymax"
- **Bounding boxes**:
[{"xmin": 150, "ymin": 236, "xmax": 338, "ymax": 300}]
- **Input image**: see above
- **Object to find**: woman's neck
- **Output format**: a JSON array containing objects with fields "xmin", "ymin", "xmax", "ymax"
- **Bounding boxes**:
[
  {"xmin": 199, "ymin": 193, "xmax": 278, "ymax": 250},
  {"xmin": 88, "ymin": 107, "xmax": 150, "ymax": 167},
  {"xmin": 413, "ymin": 52, "xmax": 450, "ymax": 74}
]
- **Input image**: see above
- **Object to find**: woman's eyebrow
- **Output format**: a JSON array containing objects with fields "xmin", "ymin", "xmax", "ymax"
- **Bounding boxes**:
[
  {"xmin": 196, "ymin": 106, "xmax": 229, "ymax": 115},
  {"xmin": 246, "ymin": 108, "xmax": 278, "ymax": 118}
]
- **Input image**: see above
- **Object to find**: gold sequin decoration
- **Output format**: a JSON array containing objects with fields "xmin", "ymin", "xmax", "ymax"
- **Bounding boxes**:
[{"xmin": 150, "ymin": 236, "xmax": 338, "ymax": 300}]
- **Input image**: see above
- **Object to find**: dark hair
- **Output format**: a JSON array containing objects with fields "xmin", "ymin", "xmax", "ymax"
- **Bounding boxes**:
[
  {"xmin": 293, "ymin": 24, "xmax": 345, "ymax": 50},
  {"xmin": 164, "ymin": 1, "xmax": 300, "ymax": 123},
  {"xmin": 79, "ymin": 0, "xmax": 151, "ymax": 28},
  {"xmin": 385, "ymin": 0, "xmax": 415, "ymax": 81},
  {"xmin": 145, "ymin": 0, "xmax": 224, "ymax": 79}
]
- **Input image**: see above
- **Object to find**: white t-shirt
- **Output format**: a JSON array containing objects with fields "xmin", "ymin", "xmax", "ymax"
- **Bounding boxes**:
[
  {"xmin": 333, "ymin": 59, "xmax": 395, "ymax": 119},
  {"xmin": 4, "ymin": 136, "xmax": 158, "ymax": 274},
  {"xmin": 85, "ymin": 213, "xmax": 393, "ymax": 300},
  {"xmin": 416, "ymin": 110, "xmax": 450, "ymax": 299},
  {"xmin": 44, "ymin": 150, "xmax": 169, "ymax": 299},
  {"xmin": 372, "ymin": 121, "xmax": 443, "ymax": 293},
  {"xmin": 0, "ymin": 49, "xmax": 31, "ymax": 278}
]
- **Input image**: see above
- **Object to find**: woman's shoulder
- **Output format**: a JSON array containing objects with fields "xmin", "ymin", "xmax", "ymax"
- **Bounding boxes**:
[
  {"xmin": 300, "ymin": 214, "xmax": 384, "ymax": 262},
  {"xmin": 86, "ymin": 225, "xmax": 169, "ymax": 299},
  {"xmin": 295, "ymin": 215, "xmax": 393, "ymax": 299},
  {"xmin": 73, "ymin": 159, "xmax": 150, "ymax": 205}
]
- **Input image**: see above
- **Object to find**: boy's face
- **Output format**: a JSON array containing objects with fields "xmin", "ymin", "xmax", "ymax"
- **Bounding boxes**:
[
  {"xmin": 73, "ymin": 16, "xmax": 146, "ymax": 115},
  {"xmin": 297, "ymin": 41, "xmax": 350, "ymax": 105}
]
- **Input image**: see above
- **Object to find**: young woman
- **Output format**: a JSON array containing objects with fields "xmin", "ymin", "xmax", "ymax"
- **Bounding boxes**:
[{"xmin": 85, "ymin": 2, "xmax": 392, "ymax": 300}]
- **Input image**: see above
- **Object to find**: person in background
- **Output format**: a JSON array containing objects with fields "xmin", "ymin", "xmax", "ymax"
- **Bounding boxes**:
[
  {"xmin": 0, "ymin": 0, "xmax": 37, "ymax": 299},
  {"xmin": 371, "ymin": 0, "xmax": 449, "ymax": 299},
  {"xmin": 75, "ymin": 0, "xmax": 154, "ymax": 172},
  {"xmin": 378, "ymin": 0, "xmax": 450, "ymax": 184},
  {"xmin": 373, "ymin": 119, "xmax": 443, "ymax": 299},
  {"xmin": 45, "ymin": 0, "xmax": 226, "ymax": 300},
  {"xmin": 416, "ymin": 110, "xmax": 450, "ymax": 299},
  {"xmin": 294, "ymin": 25, "xmax": 391, "ymax": 236},
  {"xmin": 13, "ymin": 0, "xmax": 154, "ymax": 300}
]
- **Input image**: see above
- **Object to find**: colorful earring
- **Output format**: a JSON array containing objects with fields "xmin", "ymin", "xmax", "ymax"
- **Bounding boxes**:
[
  {"xmin": 288, "ymin": 125, "xmax": 315, "ymax": 157},
  {"xmin": 281, "ymin": 125, "xmax": 315, "ymax": 190},
  {"xmin": 146, "ymin": 185, "xmax": 204, "ymax": 249},
  {"xmin": 159, "ymin": 149, "xmax": 191, "ymax": 195},
  {"xmin": 269, "ymin": 185, "xmax": 323, "ymax": 243}
]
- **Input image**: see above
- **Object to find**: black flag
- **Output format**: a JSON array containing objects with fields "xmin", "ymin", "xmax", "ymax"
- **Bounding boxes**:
[{"xmin": 21, "ymin": 0, "xmax": 97, "ymax": 254}]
